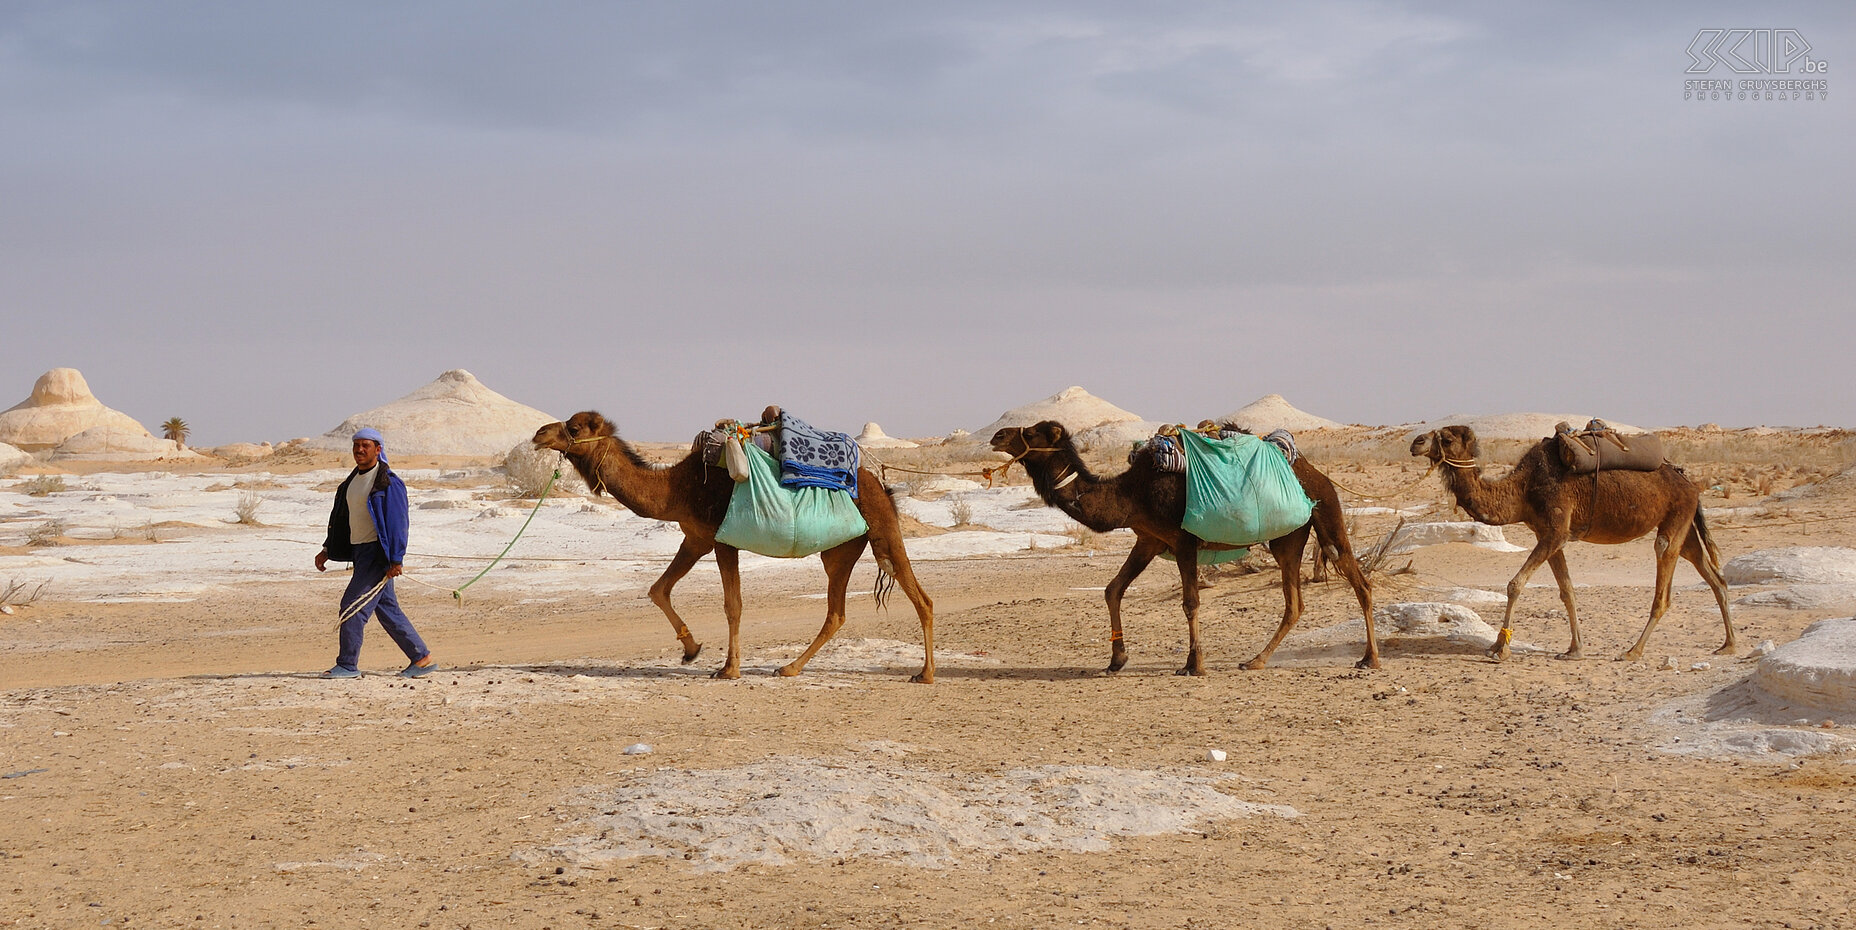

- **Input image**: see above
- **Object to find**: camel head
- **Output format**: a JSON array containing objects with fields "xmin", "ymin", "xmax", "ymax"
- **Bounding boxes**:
[
  {"xmin": 989, "ymin": 421, "xmax": 1070, "ymax": 460},
  {"xmin": 1410, "ymin": 425, "xmax": 1479, "ymax": 465},
  {"xmin": 534, "ymin": 410, "xmax": 616, "ymax": 453}
]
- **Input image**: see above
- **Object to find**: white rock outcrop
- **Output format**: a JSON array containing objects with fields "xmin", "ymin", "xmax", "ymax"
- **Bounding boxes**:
[
  {"xmin": 0, "ymin": 440, "xmax": 29, "ymax": 476},
  {"xmin": 53, "ymin": 426, "xmax": 205, "ymax": 463},
  {"xmin": 1382, "ymin": 521, "xmax": 1526, "ymax": 555},
  {"xmin": 1753, "ymin": 618, "xmax": 1856, "ymax": 715},
  {"xmin": 855, "ymin": 422, "xmax": 917, "ymax": 449},
  {"xmin": 0, "ymin": 368, "xmax": 152, "ymax": 451},
  {"xmin": 1723, "ymin": 547, "xmax": 1856, "ymax": 586},
  {"xmin": 973, "ymin": 386, "xmax": 1144, "ymax": 438},
  {"xmin": 503, "ymin": 438, "xmax": 591, "ymax": 498},
  {"xmin": 313, "ymin": 369, "xmax": 557, "ymax": 457},
  {"xmin": 1217, "ymin": 394, "xmax": 1345, "ymax": 433}
]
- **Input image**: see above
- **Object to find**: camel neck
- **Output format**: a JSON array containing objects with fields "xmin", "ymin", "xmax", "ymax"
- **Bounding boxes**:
[
  {"xmin": 1441, "ymin": 461, "xmax": 1525, "ymax": 526},
  {"xmin": 568, "ymin": 438, "xmax": 690, "ymax": 520}
]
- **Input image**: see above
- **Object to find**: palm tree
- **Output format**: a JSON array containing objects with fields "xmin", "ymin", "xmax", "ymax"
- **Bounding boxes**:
[{"xmin": 161, "ymin": 417, "xmax": 190, "ymax": 448}]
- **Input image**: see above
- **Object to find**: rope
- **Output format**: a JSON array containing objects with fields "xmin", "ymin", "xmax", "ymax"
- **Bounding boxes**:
[
  {"xmin": 1324, "ymin": 461, "xmax": 1439, "ymax": 501},
  {"xmin": 448, "ymin": 461, "xmax": 561, "ymax": 604},
  {"xmin": 332, "ymin": 576, "xmax": 390, "ymax": 630}
]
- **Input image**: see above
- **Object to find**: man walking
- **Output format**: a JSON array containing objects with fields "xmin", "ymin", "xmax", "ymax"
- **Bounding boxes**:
[{"xmin": 314, "ymin": 427, "xmax": 437, "ymax": 679}]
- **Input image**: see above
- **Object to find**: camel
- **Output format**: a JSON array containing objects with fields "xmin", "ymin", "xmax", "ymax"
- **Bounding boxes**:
[
  {"xmin": 989, "ymin": 421, "xmax": 1377, "ymax": 675},
  {"xmin": 533, "ymin": 411, "xmax": 938, "ymax": 682},
  {"xmin": 1409, "ymin": 425, "xmax": 1734, "ymax": 662}
]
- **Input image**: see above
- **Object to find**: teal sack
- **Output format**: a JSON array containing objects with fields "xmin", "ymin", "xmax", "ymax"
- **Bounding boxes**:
[
  {"xmin": 716, "ymin": 442, "xmax": 868, "ymax": 558},
  {"xmin": 1160, "ymin": 545, "xmax": 1253, "ymax": 566},
  {"xmin": 1179, "ymin": 429, "xmax": 1315, "ymax": 548}
]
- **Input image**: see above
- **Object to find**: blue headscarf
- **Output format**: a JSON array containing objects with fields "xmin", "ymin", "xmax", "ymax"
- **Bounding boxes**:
[{"xmin": 352, "ymin": 427, "xmax": 388, "ymax": 464}]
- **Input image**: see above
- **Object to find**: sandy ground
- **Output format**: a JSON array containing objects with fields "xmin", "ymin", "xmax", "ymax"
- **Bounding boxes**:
[{"xmin": 5, "ymin": 454, "xmax": 1856, "ymax": 930}]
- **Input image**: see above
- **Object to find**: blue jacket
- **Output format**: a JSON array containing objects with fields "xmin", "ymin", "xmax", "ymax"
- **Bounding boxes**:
[{"xmin": 322, "ymin": 465, "xmax": 410, "ymax": 564}]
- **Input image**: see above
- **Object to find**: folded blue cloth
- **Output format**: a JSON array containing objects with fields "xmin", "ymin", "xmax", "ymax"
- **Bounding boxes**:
[{"xmin": 775, "ymin": 414, "xmax": 859, "ymax": 497}]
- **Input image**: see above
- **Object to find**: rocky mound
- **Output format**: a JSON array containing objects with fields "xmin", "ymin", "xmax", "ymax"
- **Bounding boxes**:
[
  {"xmin": 313, "ymin": 370, "xmax": 556, "ymax": 457},
  {"xmin": 972, "ymin": 386, "xmax": 1143, "ymax": 439},
  {"xmin": 53, "ymin": 426, "xmax": 205, "ymax": 463},
  {"xmin": 855, "ymin": 422, "xmax": 917, "ymax": 449},
  {"xmin": 0, "ymin": 440, "xmax": 29, "ymax": 476},
  {"xmin": 1753, "ymin": 618, "xmax": 1856, "ymax": 715},
  {"xmin": 1217, "ymin": 394, "xmax": 1345, "ymax": 432},
  {"xmin": 0, "ymin": 368, "xmax": 152, "ymax": 451}
]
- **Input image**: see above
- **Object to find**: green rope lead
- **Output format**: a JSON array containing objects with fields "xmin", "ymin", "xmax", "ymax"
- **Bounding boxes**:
[{"xmin": 452, "ymin": 465, "xmax": 561, "ymax": 605}]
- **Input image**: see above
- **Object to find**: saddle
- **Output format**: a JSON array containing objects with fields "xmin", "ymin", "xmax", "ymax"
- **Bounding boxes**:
[
  {"xmin": 1132, "ymin": 423, "xmax": 1298, "ymax": 473},
  {"xmin": 1554, "ymin": 419, "xmax": 1665, "ymax": 474}
]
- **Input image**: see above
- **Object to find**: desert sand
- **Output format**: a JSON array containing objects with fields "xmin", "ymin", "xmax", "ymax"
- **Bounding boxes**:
[{"xmin": 4, "ymin": 422, "xmax": 1856, "ymax": 930}]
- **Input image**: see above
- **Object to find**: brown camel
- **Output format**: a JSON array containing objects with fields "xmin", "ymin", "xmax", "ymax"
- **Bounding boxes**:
[
  {"xmin": 989, "ymin": 421, "xmax": 1377, "ymax": 675},
  {"xmin": 533, "ymin": 411, "xmax": 938, "ymax": 682},
  {"xmin": 1409, "ymin": 425, "xmax": 1734, "ymax": 661}
]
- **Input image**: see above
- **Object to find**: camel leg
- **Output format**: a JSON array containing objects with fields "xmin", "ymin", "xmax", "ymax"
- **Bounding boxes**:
[
  {"xmin": 779, "ymin": 540, "xmax": 868, "ymax": 678},
  {"xmin": 1174, "ymin": 534, "xmax": 1205, "ymax": 676},
  {"xmin": 649, "ymin": 538, "xmax": 710, "ymax": 663},
  {"xmin": 1243, "ymin": 529, "xmax": 1310, "ymax": 670},
  {"xmin": 1680, "ymin": 530, "xmax": 1737, "ymax": 656},
  {"xmin": 1496, "ymin": 541, "xmax": 1561, "ymax": 662},
  {"xmin": 712, "ymin": 544, "xmax": 744, "ymax": 680},
  {"xmin": 1547, "ymin": 550, "xmax": 1582, "ymax": 660},
  {"xmin": 1103, "ymin": 536, "xmax": 1164, "ymax": 673},
  {"xmin": 1331, "ymin": 545, "xmax": 1378, "ymax": 670},
  {"xmin": 870, "ymin": 535, "xmax": 937, "ymax": 684},
  {"xmin": 1619, "ymin": 529, "xmax": 1689, "ymax": 662}
]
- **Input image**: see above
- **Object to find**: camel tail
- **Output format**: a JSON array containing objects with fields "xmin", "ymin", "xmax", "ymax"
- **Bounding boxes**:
[
  {"xmin": 1692, "ymin": 501, "xmax": 1722, "ymax": 571},
  {"xmin": 872, "ymin": 566, "xmax": 895, "ymax": 611}
]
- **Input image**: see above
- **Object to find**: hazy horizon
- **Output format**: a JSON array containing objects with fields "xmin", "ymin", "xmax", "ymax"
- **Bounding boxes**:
[{"xmin": 4, "ymin": 2, "xmax": 1849, "ymax": 446}]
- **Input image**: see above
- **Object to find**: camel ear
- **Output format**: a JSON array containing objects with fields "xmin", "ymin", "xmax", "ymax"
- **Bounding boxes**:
[{"xmin": 1032, "ymin": 421, "xmax": 1066, "ymax": 445}]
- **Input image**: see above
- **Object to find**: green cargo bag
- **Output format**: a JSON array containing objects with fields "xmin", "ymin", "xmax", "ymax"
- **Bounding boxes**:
[
  {"xmin": 1178, "ymin": 429, "xmax": 1315, "ymax": 550},
  {"xmin": 716, "ymin": 441, "xmax": 869, "ymax": 558}
]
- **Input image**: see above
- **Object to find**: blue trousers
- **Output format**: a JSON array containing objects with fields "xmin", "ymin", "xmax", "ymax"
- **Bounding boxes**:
[{"xmin": 335, "ymin": 542, "xmax": 429, "ymax": 671}]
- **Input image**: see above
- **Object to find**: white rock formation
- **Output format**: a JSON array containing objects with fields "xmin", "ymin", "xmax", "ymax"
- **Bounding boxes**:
[
  {"xmin": 1073, "ymin": 419, "xmax": 1169, "ymax": 453},
  {"xmin": 1723, "ymin": 547, "xmax": 1856, "ymax": 586},
  {"xmin": 1382, "ymin": 521, "xmax": 1526, "ymax": 555},
  {"xmin": 1376, "ymin": 602, "xmax": 1502, "ymax": 648},
  {"xmin": 53, "ymin": 426, "xmax": 205, "ymax": 463},
  {"xmin": 0, "ymin": 368, "xmax": 153, "ymax": 451},
  {"xmin": 855, "ymin": 422, "xmax": 917, "ymax": 449},
  {"xmin": 1734, "ymin": 585, "xmax": 1856, "ymax": 611},
  {"xmin": 0, "ymin": 440, "xmax": 29, "ymax": 476},
  {"xmin": 973, "ymin": 386, "xmax": 1144, "ymax": 438},
  {"xmin": 313, "ymin": 369, "xmax": 557, "ymax": 457},
  {"xmin": 1753, "ymin": 618, "xmax": 1856, "ymax": 715},
  {"xmin": 206, "ymin": 442, "xmax": 275, "ymax": 461},
  {"xmin": 503, "ymin": 438, "xmax": 591, "ymax": 498},
  {"xmin": 1217, "ymin": 394, "xmax": 1345, "ymax": 433}
]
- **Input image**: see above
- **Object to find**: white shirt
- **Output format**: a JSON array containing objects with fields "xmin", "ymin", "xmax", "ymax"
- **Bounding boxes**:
[{"xmin": 347, "ymin": 464, "xmax": 380, "ymax": 545}]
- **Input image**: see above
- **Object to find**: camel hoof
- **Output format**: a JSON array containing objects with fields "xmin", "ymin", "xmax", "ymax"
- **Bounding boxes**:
[
  {"xmin": 1555, "ymin": 651, "xmax": 1583, "ymax": 661},
  {"xmin": 1615, "ymin": 650, "xmax": 1643, "ymax": 662},
  {"xmin": 1354, "ymin": 656, "xmax": 1381, "ymax": 670},
  {"xmin": 680, "ymin": 644, "xmax": 703, "ymax": 664},
  {"xmin": 910, "ymin": 672, "xmax": 934, "ymax": 685},
  {"xmin": 1486, "ymin": 648, "xmax": 1511, "ymax": 663},
  {"xmin": 711, "ymin": 667, "xmax": 740, "ymax": 680},
  {"xmin": 1176, "ymin": 666, "xmax": 1207, "ymax": 677},
  {"xmin": 775, "ymin": 664, "xmax": 803, "ymax": 678},
  {"xmin": 1239, "ymin": 658, "xmax": 1266, "ymax": 671},
  {"xmin": 1714, "ymin": 642, "xmax": 1738, "ymax": 656}
]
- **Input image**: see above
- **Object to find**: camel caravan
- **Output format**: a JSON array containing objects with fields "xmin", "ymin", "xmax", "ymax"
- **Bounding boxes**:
[
  {"xmin": 523, "ymin": 389, "xmax": 1734, "ymax": 683},
  {"xmin": 1, "ymin": 367, "xmax": 1737, "ymax": 681}
]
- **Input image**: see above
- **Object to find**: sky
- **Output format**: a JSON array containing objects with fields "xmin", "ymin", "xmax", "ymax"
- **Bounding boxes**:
[{"xmin": 2, "ymin": 1, "xmax": 1850, "ymax": 446}]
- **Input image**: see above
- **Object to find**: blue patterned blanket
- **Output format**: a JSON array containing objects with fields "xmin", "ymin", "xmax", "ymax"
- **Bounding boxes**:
[{"xmin": 775, "ymin": 414, "xmax": 860, "ymax": 498}]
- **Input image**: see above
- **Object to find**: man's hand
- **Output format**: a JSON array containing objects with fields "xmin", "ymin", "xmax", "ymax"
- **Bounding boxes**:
[
  {"xmin": 386, "ymin": 563, "xmax": 403, "ymax": 579},
  {"xmin": 315, "ymin": 549, "xmax": 329, "ymax": 572}
]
